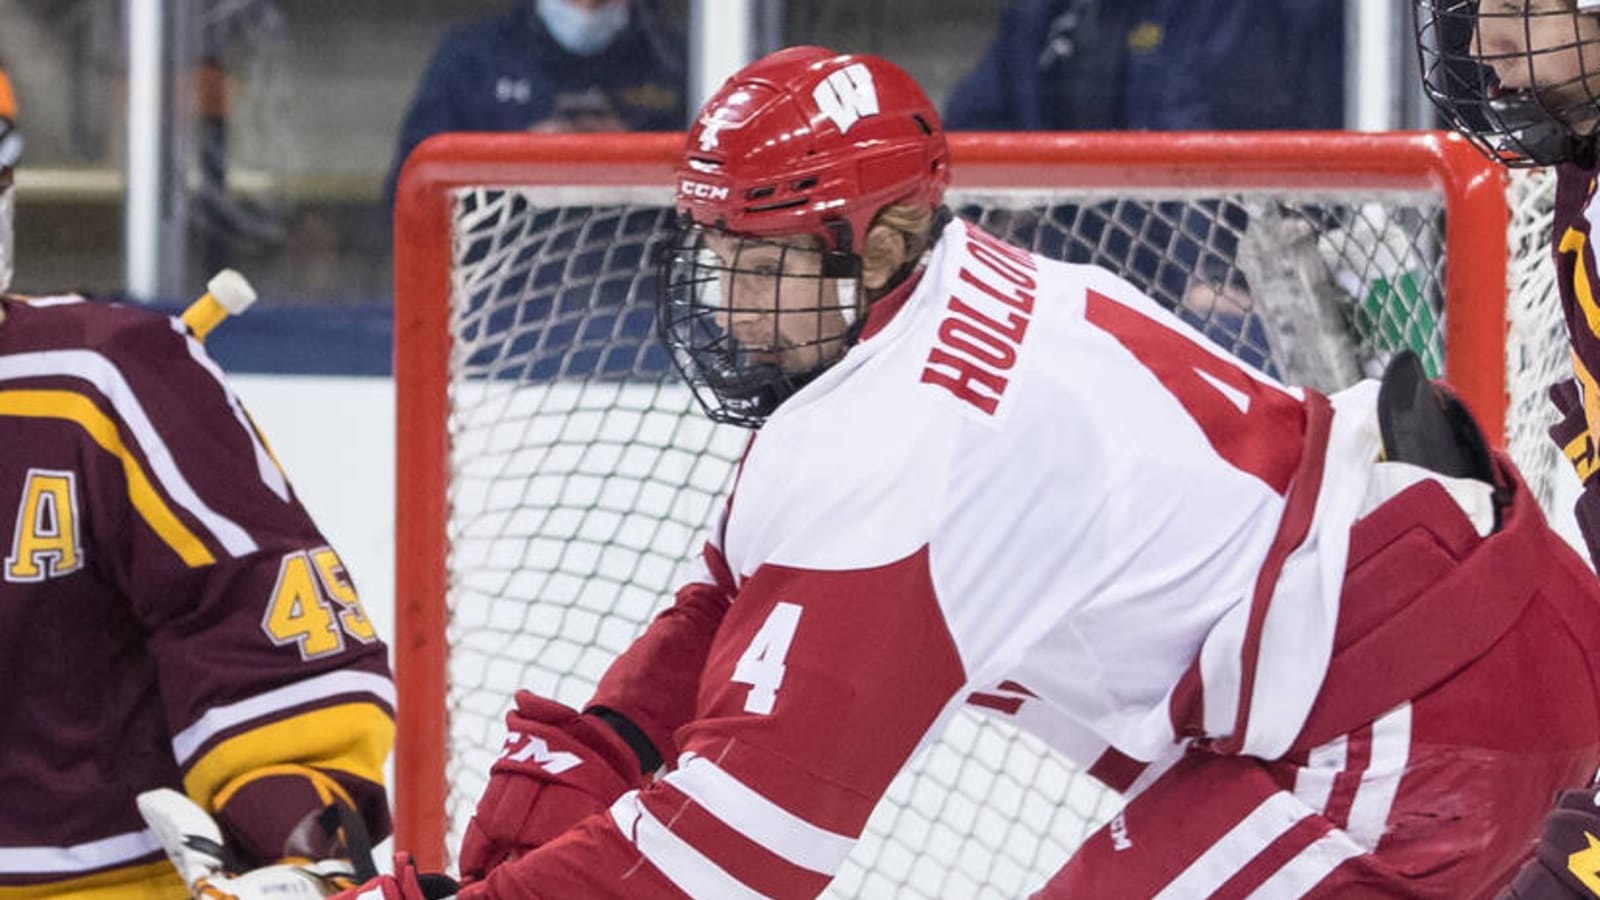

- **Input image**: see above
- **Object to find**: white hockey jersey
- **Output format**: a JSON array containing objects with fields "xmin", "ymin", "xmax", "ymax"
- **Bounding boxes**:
[
  {"xmin": 713, "ymin": 218, "xmax": 1379, "ymax": 763},
  {"xmin": 491, "ymin": 218, "xmax": 1400, "ymax": 900}
]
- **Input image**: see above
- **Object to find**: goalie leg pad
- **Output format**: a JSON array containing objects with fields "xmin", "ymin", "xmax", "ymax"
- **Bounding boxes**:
[
  {"xmin": 1039, "ymin": 658, "xmax": 1600, "ymax": 898},
  {"xmin": 1037, "ymin": 450, "xmax": 1600, "ymax": 897},
  {"xmin": 1297, "ymin": 451, "xmax": 1600, "ymax": 750}
]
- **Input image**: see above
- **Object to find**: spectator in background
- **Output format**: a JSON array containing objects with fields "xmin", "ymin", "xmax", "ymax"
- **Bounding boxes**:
[
  {"xmin": 386, "ymin": 0, "xmax": 686, "ymax": 199},
  {"xmin": 944, "ymin": 0, "xmax": 1344, "ymax": 131},
  {"xmin": 943, "ymin": 0, "xmax": 1346, "ymax": 379}
]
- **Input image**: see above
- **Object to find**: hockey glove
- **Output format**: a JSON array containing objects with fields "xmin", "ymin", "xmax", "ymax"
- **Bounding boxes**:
[
  {"xmin": 326, "ymin": 853, "xmax": 460, "ymax": 900},
  {"xmin": 458, "ymin": 691, "xmax": 646, "ymax": 882},
  {"xmin": 1499, "ymin": 787, "xmax": 1600, "ymax": 899},
  {"xmin": 1549, "ymin": 379, "xmax": 1600, "ymax": 568},
  {"xmin": 136, "ymin": 788, "xmax": 367, "ymax": 898}
]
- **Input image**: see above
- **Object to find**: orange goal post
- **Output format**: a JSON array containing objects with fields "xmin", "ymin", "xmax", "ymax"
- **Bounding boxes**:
[{"xmin": 392, "ymin": 131, "xmax": 1562, "ymax": 897}]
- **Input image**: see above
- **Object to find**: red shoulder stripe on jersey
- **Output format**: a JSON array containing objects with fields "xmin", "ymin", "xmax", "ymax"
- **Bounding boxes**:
[{"xmin": 1169, "ymin": 390, "xmax": 1332, "ymax": 752}]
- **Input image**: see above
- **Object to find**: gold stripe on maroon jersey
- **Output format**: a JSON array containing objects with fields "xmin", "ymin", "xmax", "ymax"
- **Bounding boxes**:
[
  {"xmin": 0, "ymin": 859, "xmax": 184, "ymax": 898},
  {"xmin": 0, "ymin": 390, "xmax": 213, "ymax": 566},
  {"xmin": 181, "ymin": 702, "xmax": 393, "ymax": 812}
]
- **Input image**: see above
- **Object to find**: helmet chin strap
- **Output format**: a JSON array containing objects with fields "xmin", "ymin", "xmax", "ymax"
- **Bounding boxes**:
[
  {"xmin": 837, "ymin": 279, "xmax": 858, "ymax": 327},
  {"xmin": 1488, "ymin": 91, "xmax": 1583, "ymax": 165}
]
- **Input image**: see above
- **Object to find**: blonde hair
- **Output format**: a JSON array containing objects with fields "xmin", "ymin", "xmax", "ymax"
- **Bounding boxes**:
[{"xmin": 861, "ymin": 203, "xmax": 937, "ymax": 303}]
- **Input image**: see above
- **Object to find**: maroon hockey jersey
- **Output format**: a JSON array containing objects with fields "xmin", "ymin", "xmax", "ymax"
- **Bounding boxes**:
[{"xmin": 0, "ymin": 295, "xmax": 393, "ymax": 898}]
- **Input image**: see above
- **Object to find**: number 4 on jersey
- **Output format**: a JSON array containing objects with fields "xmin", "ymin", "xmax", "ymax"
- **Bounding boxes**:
[
  {"xmin": 733, "ymin": 602, "xmax": 803, "ymax": 714},
  {"xmin": 1085, "ymin": 289, "xmax": 1305, "ymax": 495}
]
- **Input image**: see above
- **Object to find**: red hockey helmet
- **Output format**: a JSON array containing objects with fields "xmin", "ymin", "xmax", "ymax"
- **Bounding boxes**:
[
  {"xmin": 673, "ymin": 46, "xmax": 949, "ymax": 252},
  {"xmin": 658, "ymin": 48, "xmax": 950, "ymax": 428}
]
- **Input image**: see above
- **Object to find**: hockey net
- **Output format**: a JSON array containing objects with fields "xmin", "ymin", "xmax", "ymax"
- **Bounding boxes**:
[{"xmin": 393, "ymin": 131, "xmax": 1564, "ymax": 898}]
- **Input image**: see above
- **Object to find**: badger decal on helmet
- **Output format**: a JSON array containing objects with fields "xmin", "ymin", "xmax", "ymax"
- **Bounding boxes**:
[
  {"xmin": 658, "ymin": 46, "xmax": 949, "ymax": 428},
  {"xmin": 1415, "ymin": 0, "xmax": 1600, "ymax": 166}
]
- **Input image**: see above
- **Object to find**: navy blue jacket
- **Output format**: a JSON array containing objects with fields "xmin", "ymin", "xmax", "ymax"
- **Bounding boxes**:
[
  {"xmin": 387, "ymin": 1, "xmax": 686, "ymax": 197},
  {"xmin": 944, "ymin": 0, "xmax": 1343, "ymax": 131}
]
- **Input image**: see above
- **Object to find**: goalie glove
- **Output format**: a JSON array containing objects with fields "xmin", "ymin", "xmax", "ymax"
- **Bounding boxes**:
[
  {"xmin": 136, "ymin": 788, "xmax": 369, "ymax": 899},
  {"xmin": 458, "ymin": 692, "xmax": 647, "ymax": 883},
  {"xmin": 1500, "ymin": 788, "xmax": 1600, "ymax": 899}
]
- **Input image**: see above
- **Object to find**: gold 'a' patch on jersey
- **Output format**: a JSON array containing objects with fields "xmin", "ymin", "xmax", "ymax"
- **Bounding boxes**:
[{"xmin": 5, "ymin": 468, "xmax": 84, "ymax": 582}]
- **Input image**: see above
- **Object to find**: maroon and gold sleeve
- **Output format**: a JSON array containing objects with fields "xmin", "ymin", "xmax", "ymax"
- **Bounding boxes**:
[
  {"xmin": 115, "ymin": 310, "xmax": 394, "ymax": 862},
  {"xmin": 0, "ymin": 297, "xmax": 393, "ymax": 865},
  {"xmin": 1549, "ymin": 164, "xmax": 1600, "ymax": 567}
]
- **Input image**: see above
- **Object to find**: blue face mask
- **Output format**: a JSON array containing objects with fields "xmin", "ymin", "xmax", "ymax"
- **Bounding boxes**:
[{"xmin": 536, "ymin": 0, "xmax": 630, "ymax": 57}]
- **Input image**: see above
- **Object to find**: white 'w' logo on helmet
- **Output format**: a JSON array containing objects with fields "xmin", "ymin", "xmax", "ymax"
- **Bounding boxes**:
[{"xmin": 812, "ymin": 63, "xmax": 879, "ymax": 135}]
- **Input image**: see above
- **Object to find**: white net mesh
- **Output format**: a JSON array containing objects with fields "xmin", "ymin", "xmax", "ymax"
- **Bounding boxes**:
[
  {"xmin": 422, "ymin": 168, "xmax": 1562, "ymax": 898},
  {"xmin": 1504, "ymin": 168, "xmax": 1567, "ymax": 513}
]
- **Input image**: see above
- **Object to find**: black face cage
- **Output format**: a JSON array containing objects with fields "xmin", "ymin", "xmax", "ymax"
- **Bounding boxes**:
[
  {"xmin": 656, "ymin": 221, "xmax": 864, "ymax": 429},
  {"xmin": 1417, "ymin": 0, "xmax": 1600, "ymax": 166}
]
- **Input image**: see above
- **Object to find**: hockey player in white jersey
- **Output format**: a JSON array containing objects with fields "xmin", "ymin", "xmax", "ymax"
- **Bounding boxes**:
[{"xmin": 339, "ymin": 46, "xmax": 1600, "ymax": 899}]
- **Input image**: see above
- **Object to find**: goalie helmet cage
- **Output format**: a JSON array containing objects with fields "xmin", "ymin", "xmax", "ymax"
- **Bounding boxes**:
[{"xmin": 393, "ymin": 131, "xmax": 1549, "ymax": 897}]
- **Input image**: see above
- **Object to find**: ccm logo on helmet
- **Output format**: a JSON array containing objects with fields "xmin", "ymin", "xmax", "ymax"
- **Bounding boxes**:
[
  {"xmin": 680, "ymin": 179, "xmax": 730, "ymax": 201},
  {"xmin": 812, "ymin": 62, "xmax": 879, "ymax": 135}
]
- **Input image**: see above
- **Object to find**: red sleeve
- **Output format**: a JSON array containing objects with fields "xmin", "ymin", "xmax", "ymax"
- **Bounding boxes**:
[
  {"xmin": 586, "ymin": 543, "xmax": 734, "ymax": 763},
  {"xmin": 477, "ymin": 547, "xmax": 967, "ymax": 899}
]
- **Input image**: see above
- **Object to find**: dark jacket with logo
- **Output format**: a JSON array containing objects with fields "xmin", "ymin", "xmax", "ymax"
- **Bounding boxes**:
[
  {"xmin": 943, "ymin": 0, "xmax": 1343, "ymax": 131},
  {"xmin": 386, "ymin": 1, "xmax": 686, "ymax": 198}
]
